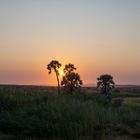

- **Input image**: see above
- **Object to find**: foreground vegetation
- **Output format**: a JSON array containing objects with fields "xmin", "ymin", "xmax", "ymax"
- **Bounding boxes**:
[{"xmin": 0, "ymin": 86, "xmax": 140, "ymax": 140}]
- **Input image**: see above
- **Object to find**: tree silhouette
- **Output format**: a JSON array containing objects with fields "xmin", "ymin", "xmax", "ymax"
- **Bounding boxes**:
[
  {"xmin": 61, "ymin": 64, "xmax": 82, "ymax": 94},
  {"xmin": 47, "ymin": 60, "xmax": 61, "ymax": 95},
  {"xmin": 97, "ymin": 74, "xmax": 115, "ymax": 96},
  {"xmin": 64, "ymin": 63, "xmax": 76, "ymax": 74}
]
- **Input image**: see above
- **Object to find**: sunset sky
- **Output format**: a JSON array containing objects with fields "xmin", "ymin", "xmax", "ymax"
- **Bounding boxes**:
[{"xmin": 0, "ymin": 0, "xmax": 140, "ymax": 86}]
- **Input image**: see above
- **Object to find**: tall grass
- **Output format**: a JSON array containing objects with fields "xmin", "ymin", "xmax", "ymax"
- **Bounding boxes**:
[{"xmin": 0, "ymin": 87, "xmax": 140, "ymax": 140}]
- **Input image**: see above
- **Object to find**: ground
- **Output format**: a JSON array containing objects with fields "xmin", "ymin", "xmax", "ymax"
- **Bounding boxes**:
[{"xmin": 0, "ymin": 85, "xmax": 140, "ymax": 140}]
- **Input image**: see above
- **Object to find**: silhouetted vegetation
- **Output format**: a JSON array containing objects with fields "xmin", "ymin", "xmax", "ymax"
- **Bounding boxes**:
[
  {"xmin": 61, "ymin": 64, "xmax": 83, "ymax": 94},
  {"xmin": 64, "ymin": 63, "xmax": 77, "ymax": 74},
  {"xmin": 47, "ymin": 60, "xmax": 61, "ymax": 94},
  {"xmin": 0, "ymin": 86, "xmax": 140, "ymax": 140},
  {"xmin": 97, "ymin": 74, "xmax": 115, "ymax": 101},
  {"xmin": 61, "ymin": 72, "xmax": 83, "ymax": 94}
]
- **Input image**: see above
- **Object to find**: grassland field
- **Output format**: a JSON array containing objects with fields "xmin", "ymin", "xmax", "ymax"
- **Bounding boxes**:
[{"xmin": 0, "ymin": 85, "xmax": 140, "ymax": 140}]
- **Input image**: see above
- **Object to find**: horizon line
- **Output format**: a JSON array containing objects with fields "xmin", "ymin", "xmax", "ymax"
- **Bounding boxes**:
[{"xmin": 0, "ymin": 83, "xmax": 140, "ymax": 87}]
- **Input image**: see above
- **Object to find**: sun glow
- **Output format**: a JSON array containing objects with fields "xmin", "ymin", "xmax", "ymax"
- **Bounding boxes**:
[{"xmin": 59, "ymin": 70, "xmax": 64, "ymax": 76}]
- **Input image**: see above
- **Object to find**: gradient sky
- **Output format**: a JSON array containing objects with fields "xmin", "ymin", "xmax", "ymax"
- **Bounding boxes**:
[{"xmin": 0, "ymin": 0, "xmax": 140, "ymax": 86}]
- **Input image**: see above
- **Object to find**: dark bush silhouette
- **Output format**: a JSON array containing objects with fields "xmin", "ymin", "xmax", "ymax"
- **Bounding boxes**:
[
  {"xmin": 97, "ymin": 74, "xmax": 115, "ymax": 100},
  {"xmin": 61, "ymin": 64, "xmax": 82, "ymax": 94},
  {"xmin": 61, "ymin": 72, "xmax": 83, "ymax": 94},
  {"xmin": 47, "ymin": 60, "xmax": 61, "ymax": 95}
]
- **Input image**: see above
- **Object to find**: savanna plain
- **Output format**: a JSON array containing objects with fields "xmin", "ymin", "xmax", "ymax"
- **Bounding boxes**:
[{"xmin": 0, "ymin": 85, "xmax": 140, "ymax": 140}]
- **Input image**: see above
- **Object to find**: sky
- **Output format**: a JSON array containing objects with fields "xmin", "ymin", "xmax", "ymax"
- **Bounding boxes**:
[{"xmin": 0, "ymin": 0, "xmax": 140, "ymax": 86}]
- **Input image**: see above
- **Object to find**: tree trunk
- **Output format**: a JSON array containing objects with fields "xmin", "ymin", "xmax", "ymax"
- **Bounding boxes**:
[
  {"xmin": 55, "ymin": 70, "xmax": 60, "ymax": 95},
  {"xmin": 104, "ymin": 83, "xmax": 107, "ymax": 95},
  {"xmin": 70, "ymin": 85, "xmax": 73, "ymax": 94},
  {"xmin": 70, "ymin": 81, "xmax": 73, "ymax": 94}
]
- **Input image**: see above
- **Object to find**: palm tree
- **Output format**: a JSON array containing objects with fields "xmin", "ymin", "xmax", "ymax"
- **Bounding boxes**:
[
  {"xmin": 61, "ymin": 63, "xmax": 82, "ymax": 94},
  {"xmin": 61, "ymin": 72, "xmax": 83, "ymax": 94},
  {"xmin": 47, "ymin": 60, "xmax": 61, "ymax": 95},
  {"xmin": 63, "ymin": 63, "xmax": 76, "ymax": 74},
  {"xmin": 97, "ymin": 74, "xmax": 115, "ymax": 95}
]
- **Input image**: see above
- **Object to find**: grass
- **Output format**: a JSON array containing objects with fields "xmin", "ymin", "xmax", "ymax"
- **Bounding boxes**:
[{"xmin": 0, "ymin": 86, "xmax": 140, "ymax": 140}]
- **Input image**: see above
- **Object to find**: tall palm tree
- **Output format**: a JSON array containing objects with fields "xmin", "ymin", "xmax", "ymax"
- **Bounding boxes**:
[
  {"xmin": 97, "ymin": 74, "xmax": 115, "ymax": 95},
  {"xmin": 47, "ymin": 60, "xmax": 61, "ymax": 95}
]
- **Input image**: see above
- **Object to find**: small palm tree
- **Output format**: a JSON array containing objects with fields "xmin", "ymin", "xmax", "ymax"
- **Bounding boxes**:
[
  {"xmin": 47, "ymin": 60, "xmax": 61, "ymax": 95},
  {"xmin": 64, "ymin": 63, "xmax": 76, "ymax": 74},
  {"xmin": 97, "ymin": 74, "xmax": 115, "ymax": 95},
  {"xmin": 61, "ymin": 72, "xmax": 83, "ymax": 94}
]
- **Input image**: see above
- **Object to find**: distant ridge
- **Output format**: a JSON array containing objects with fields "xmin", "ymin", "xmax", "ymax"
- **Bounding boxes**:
[
  {"xmin": 116, "ymin": 85, "xmax": 140, "ymax": 88},
  {"xmin": 83, "ymin": 83, "xmax": 140, "ymax": 87},
  {"xmin": 0, "ymin": 84, "xmax": 140, "ymax": 88}
]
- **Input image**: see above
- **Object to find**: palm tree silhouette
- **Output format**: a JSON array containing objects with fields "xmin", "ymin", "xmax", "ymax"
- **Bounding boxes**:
[
  {"xmin": 61, "ymin": 64, "xmax": 82, "ymax": 94},
  {"xmin": 97, "ymin": 74, "xmax": 115, "ymax": 96},
  {"xmin": 47, "ymin": 60, "xmax": 61, "ymax": 95},
  {"xmin": 64, "ymin": 63, "xmax": 76, "ymax": 74}
]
